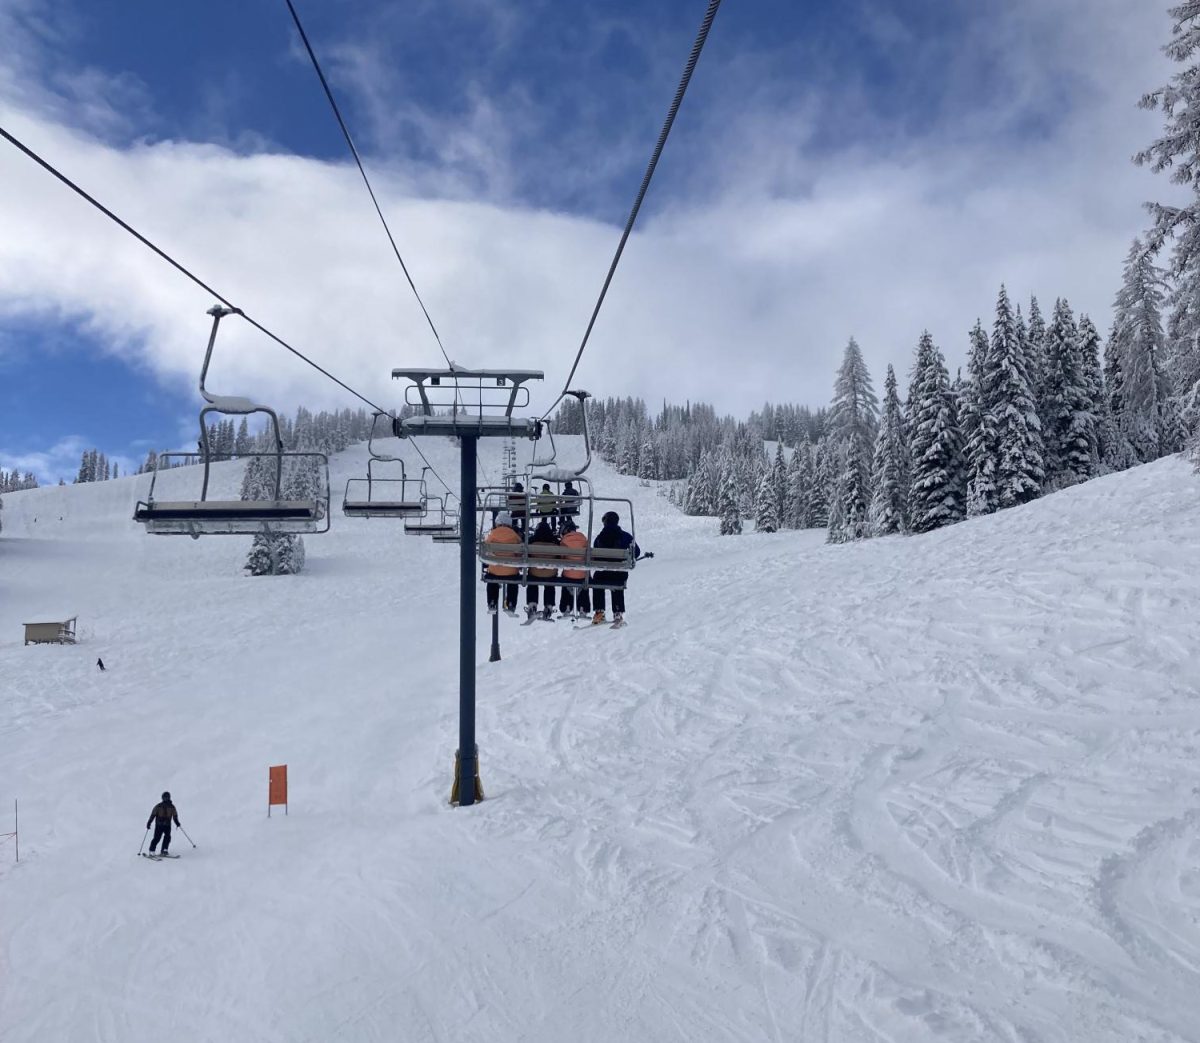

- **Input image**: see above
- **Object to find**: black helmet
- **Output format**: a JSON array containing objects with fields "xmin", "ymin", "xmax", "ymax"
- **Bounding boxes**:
[
  {"xmin": 602, "ymin": 511, "xmax": 619, "ymax": 526},
  {"xmin": 162, "ymin": 791, "xmax": 171, "ymax": 801}
]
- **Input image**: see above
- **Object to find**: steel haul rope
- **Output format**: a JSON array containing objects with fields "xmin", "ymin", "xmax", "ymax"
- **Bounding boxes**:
[{"xmin": 541, "ymin": 0, "xmax": 723, "ymax": 422}]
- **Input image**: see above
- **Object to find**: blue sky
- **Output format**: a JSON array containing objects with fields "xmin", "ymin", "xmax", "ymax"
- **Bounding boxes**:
[{"xmin": 0, "ymin": 0, "xmax": 1179, "ymax": 484}]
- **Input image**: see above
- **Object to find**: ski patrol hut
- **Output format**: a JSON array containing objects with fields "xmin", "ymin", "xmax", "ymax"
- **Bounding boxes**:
[{"xmin": 23, "ymin": 616, "xmax": 77, "ymax": 646}]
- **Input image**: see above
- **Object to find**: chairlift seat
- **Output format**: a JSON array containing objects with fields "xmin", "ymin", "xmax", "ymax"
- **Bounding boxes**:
[
  {"xmin": 405, "ymin": 521, "xmax": 459, "ymax": 535},
  {"xmin": 343, "ymin": 500, "xmax": 425, "ymax": 519},
  {"xmin": 134, "ymin": 499, "xmax": 325, "ymax": 535}
]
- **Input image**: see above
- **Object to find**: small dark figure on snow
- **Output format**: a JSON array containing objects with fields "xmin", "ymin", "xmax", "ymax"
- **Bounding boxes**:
[
  {"xmin": 96, "ymin": 658, "xmax": 105, "ymax": 672},
  {"xmin": 146, "ymin": 791, "xmax": 180, "ymax": 855}
]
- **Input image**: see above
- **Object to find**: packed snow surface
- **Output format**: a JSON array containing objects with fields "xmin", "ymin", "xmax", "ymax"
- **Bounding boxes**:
[{"xmin": 3, "ymin": 440, "xmax": 1200, "ymax": 1042}]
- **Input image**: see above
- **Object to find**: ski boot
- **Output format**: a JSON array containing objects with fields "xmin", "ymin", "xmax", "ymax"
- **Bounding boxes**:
[{"xmin": 592, "ymin": 611, "xmax": 606, "ymax": 625}]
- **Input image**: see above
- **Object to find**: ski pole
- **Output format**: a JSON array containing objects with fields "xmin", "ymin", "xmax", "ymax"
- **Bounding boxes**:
[
  {"xmin": 138, "ymin": 827, "xmax": 149, "ymax": 856},
  {"xmin": 178, "ymin": 826, "xmax": 196, "ymax": 848}
]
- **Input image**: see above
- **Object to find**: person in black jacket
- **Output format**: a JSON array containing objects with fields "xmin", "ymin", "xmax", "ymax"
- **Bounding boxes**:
[
  {"xmin": 525, "ymin": 519, "xmax": 560, "ymax": 621},
  {"xmin": 146, "ymin": 792, "xmax": 180, "ymax": 855},
  {"xmin": 591, "ymin": 511, "xmax": 640, "ymax": 624}
]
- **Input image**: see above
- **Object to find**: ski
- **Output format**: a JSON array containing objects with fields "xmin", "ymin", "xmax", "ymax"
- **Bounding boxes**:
[{"xmin": 610, "ymin": 619, "xmax": 627, "ymax": 629}]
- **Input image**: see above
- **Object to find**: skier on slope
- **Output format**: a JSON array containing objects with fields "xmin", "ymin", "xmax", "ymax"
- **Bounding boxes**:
[
  {"xmin": 591, "ymin": 511, "xmax": 642, "ymax": 625},
  {"xmin": 146, "ymin": 792, "xmax": 181, "ymax": 856}
]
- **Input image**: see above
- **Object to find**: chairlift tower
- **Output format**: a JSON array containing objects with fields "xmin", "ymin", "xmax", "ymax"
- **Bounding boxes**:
[{"xmin": 391, "ymin": 366, "xmax": 544, "ymax": 806}]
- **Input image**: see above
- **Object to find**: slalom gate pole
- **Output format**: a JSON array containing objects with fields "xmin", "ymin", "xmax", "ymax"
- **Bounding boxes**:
[
  {"xmin": 178, "ymin": 826, "xmax": 197, "ymax": 848},
  {"xmin": 138, "ymin": 827, "xmax": 149, "ymax": 856}
]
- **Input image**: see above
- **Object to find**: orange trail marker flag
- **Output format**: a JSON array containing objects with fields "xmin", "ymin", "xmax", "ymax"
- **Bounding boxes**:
[{"xmin": 268, "ymin": 765, "xmax": 288, "ymax": 816}]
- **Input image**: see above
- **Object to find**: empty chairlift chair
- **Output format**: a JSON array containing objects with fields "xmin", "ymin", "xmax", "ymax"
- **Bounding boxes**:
[
  {"xmin": 405, "ymin": 494, "xmax": 459, "ymax": 536},
  {"xmin": 133, "ymin": 305, "xmax": 330, "ymax": 538},
  {"xmin": 342, "ymin": 413, "xmax": 426, "ymax": 518}
]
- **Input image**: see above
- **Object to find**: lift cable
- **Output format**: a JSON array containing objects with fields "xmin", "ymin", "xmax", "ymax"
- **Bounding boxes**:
[
  {"xmin": 0, "ymin": 123, "xmax": 457, "ymax": 498},
  {"xmin": 540, "ymin": 0, "xmax": 723, "ymax": 423},
  {"xmin": 284, "ymin": 0, "xmax": 454, "ymax": 372}
]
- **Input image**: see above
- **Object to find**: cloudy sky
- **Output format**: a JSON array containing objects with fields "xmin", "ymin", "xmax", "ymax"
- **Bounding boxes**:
[{"xmin": 0, "ymin": 0, "xmax": 1182, "ymax": 483}]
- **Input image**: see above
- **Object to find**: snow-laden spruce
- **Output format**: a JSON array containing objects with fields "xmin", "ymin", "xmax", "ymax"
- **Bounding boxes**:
[
  {"xmin": 868, "ymin": 364, "xmax": 909, "ymax": 536},
  {"xmin": 989, "ymin": 285, "xmax": 1044, "ymax": 507},
  {"xmin": 963, "ymin": 319, "xmax": 999, "ymax": 517},
  {"xmin": 1135, "ymin": 2, "xmax": 1200, "ymax": 451},
  {"xmin": 826, "ymin": 338, "xmax": 878, "ymax": 543},
  {"xmin": 907, "ymin": 332, "xmax": 965, "ymax": 533},
  {"xmin": 1041, "ymin": 297, "xmax": 1095, "ymax": 490}
]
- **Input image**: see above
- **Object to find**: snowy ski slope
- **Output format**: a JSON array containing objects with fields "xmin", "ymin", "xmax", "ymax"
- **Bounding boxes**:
[{"xmin": 2, "ymin": 439, "xmax": 1200, "ymax": 1042}]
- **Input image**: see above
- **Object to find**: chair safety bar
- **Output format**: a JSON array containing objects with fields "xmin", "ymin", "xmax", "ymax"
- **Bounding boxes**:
[{"xmin": 479, "ymin": 544, "xmax": 636, "ymax": 572}]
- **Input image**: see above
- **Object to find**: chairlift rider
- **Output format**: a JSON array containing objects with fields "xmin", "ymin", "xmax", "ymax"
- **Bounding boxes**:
[
  {"xmin": 592, "ymin": 511, "xmax": 640, "ymax": 625},
  {"xmin": 525, "ymin": 518, "xmax": 559, "ymax": 621},
  {"xmin": 506, "ymin": 482, "xmax": 527, "ymax": 534},
  {"xmin": 484, "ymin": 512, "xmax": 521, "ymax": 615},
  {"xmin": 557, "ymin": 519, "xmax": 591, "ymax": 619}
]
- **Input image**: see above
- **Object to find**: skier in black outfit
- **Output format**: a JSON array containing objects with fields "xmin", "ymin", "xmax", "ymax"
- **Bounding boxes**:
[
  {"xmin": 146, "ymin": 792, "xmax": 180, "ymax": 855},
  {"xmin": 592, "ymin": 511, "xmax": 641, "ymax": 624}
]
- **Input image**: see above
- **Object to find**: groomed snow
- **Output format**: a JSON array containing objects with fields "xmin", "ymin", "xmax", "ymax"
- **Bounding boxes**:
[{"xmin": 2, "ymin": 440, "xmax": 1200, "ymax": 1041}]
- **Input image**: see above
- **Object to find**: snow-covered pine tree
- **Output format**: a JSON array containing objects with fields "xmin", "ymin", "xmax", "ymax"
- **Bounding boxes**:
[
  {"xmin": 1077, "ymin": 314, "xmax": 1114, "ymax": 474},
  {"xmin": 717, "ymin": 454, "xmax": 742, "ymax": 535},
  {"xmin": 826, "ymin": 438, "xmax": 869, "ymax": 543},
  {"xmin": 1025, "ymin": 297, "xmax": 1048, "ymax": 436},
  {"xmin": 963, "ymin": 320, "xmax": 999, "ymax": 516},
  {"xmin": 1111, "ymin": 239, "xmax": 1173, "ymax": 461},
  {"xmin": 1136, "ymin": 0, "xmax": 1200, "ymax": 452},
  {"xmin": 1041, "ymin": 298, "xmax": 1094, "ymax": 488},
  {"xmin": 828, "ymin": 336, "xmax": 879, "ymax": 466},
  {"xmin": 809, "ymin": 438, "xmax": 833, "ymax": 528},
  {"xmin": 754, "ymin": 469, "xmax": 780, "ymax": 533},
  {"xmin": 684, "ymin": 449, "xmax": 716, "ymax": 516},
  {"xmin": 242, "ymin": 456, "xmax": 276, "ymax": 576},
  {"xmin": 234, "ymin": 417, "xmax": 251, "ymax": 457},
  {"xmin": 908, "ymin": 332, "xmax": 965, "ymax": 533},
  {"xmin": 638, "ymin": 435, "xmax": 657, "ymax": 481},
  {"xmin": 869, "ymin": 363, "xmax": 909, "ymax": 535},
  {"xmin": 770, "ymin": 443, "xmax": 788, "ymax": 526},
  {"xmin": 988, "ymin": 285, "xmax": 1044, "ymax": 507}
]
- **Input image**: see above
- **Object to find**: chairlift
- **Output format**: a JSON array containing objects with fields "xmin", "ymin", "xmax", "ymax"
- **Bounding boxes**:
[
  {"xmin": 133, "ymin": 306, "xmax": 330, "ymax": 538},
  {"xmin": 405, "ymin": 494, "xmax": 459, "ymax": 536},
  {"xmin": 477, "ymin": 478, "xmax": 636, "ymax": 582},
  {"xmin": 476, "ymin": 392, "xmax": 638, "ymax": 587},
  {"xmin": 431, "ymin": 505, "xmax": 461, "ymax": 544},
  {"xmin": 342, "ymin": 412, "xmax": 426, "ymax": 518}
]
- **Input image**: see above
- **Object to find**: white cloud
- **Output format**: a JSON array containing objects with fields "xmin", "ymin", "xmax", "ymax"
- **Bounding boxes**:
[
  {"xmin": 0, "ymin": 0, "xmax": 1184, "ymax": 427},
  {"xmin": 0, "ymin": 434, "xmax": 136, "ymax": 486}
]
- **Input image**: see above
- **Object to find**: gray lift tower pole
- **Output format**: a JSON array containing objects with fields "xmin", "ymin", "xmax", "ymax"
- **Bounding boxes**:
[{"xmin": 391, "ymin": 367, "xmax": 543, "ymax": 806}]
